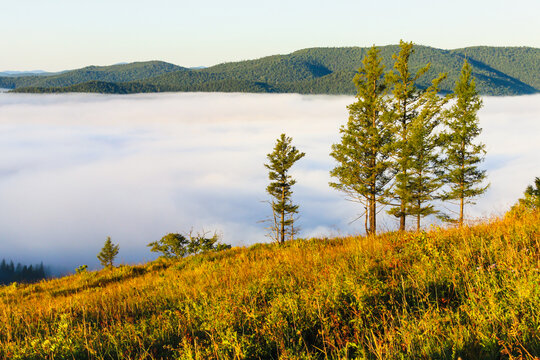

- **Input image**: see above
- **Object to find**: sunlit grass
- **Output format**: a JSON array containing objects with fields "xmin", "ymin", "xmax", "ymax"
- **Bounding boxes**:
[{"xmin": 1, "ymin": 209, "xmax": 539, "ymax": 359}]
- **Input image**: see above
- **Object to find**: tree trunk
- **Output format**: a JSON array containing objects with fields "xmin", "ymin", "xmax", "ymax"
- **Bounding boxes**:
[
  {"xmin": 459, "ymin": 196, "xmax": 464, "ymax": 227},
  {"xmin": 281, "ymin": 187, "xmax": 285, "ymax": 243},
  {"xmin": 364, "ymin": 201, "xmax": 368, "ymax": 234},
  {"xmin": 399, "ymin": 204, "xmax": 406, "ymax": 231},
  {"xmin": 369, "ymin": 193, "xmax": 376, "ymax": 235},
  {"xmin": 416, "ymin": 198, "xmax": 421, "ymax": 231}
]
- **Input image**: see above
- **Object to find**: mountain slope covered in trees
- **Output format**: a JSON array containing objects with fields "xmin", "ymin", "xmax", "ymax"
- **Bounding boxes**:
[
  {"xmin": 0, "ymin": 61, "xmax": 184, "ymax": 89},
  {"xmin": 2, "ymin": 46, "xmax": 539, "ymax": 95}
]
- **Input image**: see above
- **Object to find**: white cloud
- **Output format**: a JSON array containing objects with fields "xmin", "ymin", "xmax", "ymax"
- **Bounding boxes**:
[{"xmin": 0, "ymin": 93, "xmax": 538, "ymax": 271}]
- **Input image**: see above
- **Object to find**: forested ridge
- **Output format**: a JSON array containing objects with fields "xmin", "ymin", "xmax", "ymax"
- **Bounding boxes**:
[{"xmin": 2, "ymin": 45, "xmax": 538, "ymax": 95}]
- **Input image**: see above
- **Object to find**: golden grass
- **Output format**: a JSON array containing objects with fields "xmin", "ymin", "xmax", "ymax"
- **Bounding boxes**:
[{"xmin": 1, "ymin": 209, "xmax": 539, "ymax": 359}]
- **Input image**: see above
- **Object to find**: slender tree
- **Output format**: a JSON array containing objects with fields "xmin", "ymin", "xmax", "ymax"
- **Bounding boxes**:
[
  {"xmin": 385, "ymin": 40, "xmax": 446, "ymax": 231},
  {"xmin": 406, "ymin": 75, "xmax": 448, "ymax": 230},
  {"xmin": 265, "ymin": 134, "xmax": 305, "ymax": 244},
  {"xmin": 264, "ymin": 134, "xmax": 306, "ymax": 243},
  {"xmin": 97, "ymin": 236, "xmax": 119, "ymax": 268},
  {"xmin": 440, "ymin": 60, "xmax": 488, "ymax": 226},
  {"xmin": 330, "ymin": 46, "xmax": 393, "ymax": 235}
]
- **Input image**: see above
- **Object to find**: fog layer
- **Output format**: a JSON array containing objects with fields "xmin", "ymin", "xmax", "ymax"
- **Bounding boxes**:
[{"xmin": 0, "ymin": 93, "xmax": 538, "ymax": 272}]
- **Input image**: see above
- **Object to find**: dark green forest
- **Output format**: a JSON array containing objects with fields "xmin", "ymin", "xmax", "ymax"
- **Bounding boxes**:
[
  {"xmin": 2, "ymin": 46, "xmax": 538, "ymax": 95},
  {"xmin": 0, "ymin": 259, "xmax": 48, "ymax": 285}
]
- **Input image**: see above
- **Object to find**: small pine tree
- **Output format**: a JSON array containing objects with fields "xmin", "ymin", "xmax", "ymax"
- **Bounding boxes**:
[
  {"xmin": 440, "ymin": 60, "xmax": 488, "ymax": 226},
  {"xmin": 97, "ymin": 236, "xmax": 119, "ymax": 268},
  {"xmin": 265, "ymin": 134, "xmax": 305, "ymax": 243},
  {"xmin": 330, "ymin": 45, "xmax": 393, "ymax": 235},
  {"xmin": 518, "ymin": 177, "xmax": 540, "ymax": 210}
]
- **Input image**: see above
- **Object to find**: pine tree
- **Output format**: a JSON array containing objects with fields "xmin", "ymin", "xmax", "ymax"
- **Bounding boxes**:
[
  {"xmin": 407, "ymin": 75, "xmax": 448, "ymax": 230},
  {"xmin": 97, "ymin": 236, "xmax": 119, "ymax": 268},
  {"xmin": 521, "ymin": 177, "xmax": 540, "ymax": 209},
  {"xmin": 385, "ymin": 40, "xmax": 446, "ymax": 231},
  {"xmin": 330, "ymin": 46, "xmax": 393, "ymax": 235},
  {"xmin": 440, "ymin": 60, "xmax": 488, "ymax": 226},
  {"xmin": 265, "ymin": 134, "xmax": 305, "ymax": 244}
]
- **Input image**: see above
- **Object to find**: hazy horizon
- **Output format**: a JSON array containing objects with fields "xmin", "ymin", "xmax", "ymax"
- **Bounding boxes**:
[
  {"xmin": 2, "ymin": 0, "xmax": 538, "ymax": 71},
  {"xmin": 0, "ymin": 92, "xmax": 538, "ymax": 274}
]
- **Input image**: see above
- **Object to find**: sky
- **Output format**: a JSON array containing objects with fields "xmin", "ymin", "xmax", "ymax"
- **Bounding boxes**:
[
  {"xmin": 1, "ymin": 0, "xmax": 539, "ymax": 71},
  {"xmin": 0, "ymin": 92, "xmax": 538, "ymax": 273}
]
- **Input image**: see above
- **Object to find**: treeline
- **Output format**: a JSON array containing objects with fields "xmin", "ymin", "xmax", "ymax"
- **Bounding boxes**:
[
  {"xmin": 13, "ymin": 79, "xmax": 277, "ymax": 94},
  {"xmin": 3, "ymin": 45, "xmax": 539, "ymax": 95},
  {"xmin": 0, "ymin": 259, "xmax": 48, "ymax": 285}
]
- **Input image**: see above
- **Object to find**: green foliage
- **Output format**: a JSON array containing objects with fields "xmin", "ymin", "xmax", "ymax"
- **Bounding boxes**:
[
  {"xmin": 1, "ymin": 61, "xmax": 183, "ymax": 89},
  {"xmin": 3, "ymin": 46, "xmax": 539, "ymax": 95},
  {"xmin": 265, "ymin": 134, "xmax": 305, "ymax": 243},
  {"xmin": 0, "ymin": 259, "xmax": 47, "ymax": 285},
  {"xmin": 329, "ymin": 46, "xmax": 393, "ymax": 235},
  {"xmin": 511, "ymin": 177, "xmax": 540, "ymax": 213},
  {"xmin": 12, "ymin": 80, "xmax": 160, "ymax": 94},
  {"xmin": 522, "ymin": 177, "xmax": 540, "ymax": 209},
  {"xmin": 385, "ymin": 41, "xmax": 449, "ymax": 230},
  {"xmin": 386, "ymin": 41, "xmax": 433, "ymax": 229},
  {"xmin": 440, "ymin": 60, "xmax": 489, "ymax": 225},
  {"xmin": 75, "ymin": 265, "xmax": 88, "ymax": 274},
  {"xmin": 148, "ymin": 231, "xmax": 231, "ymax": 258},
  {"xmin": 406, "ymin": 76, "xmax": 447, "ymax": 229},
  {"xmin": 148, "ymin": 233, "xmax": 189, "ymax": 258},
  {"xmin": 452, "ymin": 46, "xmax": 540, "ymax": 91},
  {"xmin": 97, "ymin": 236, "xmax": 119, "ymax": 268}
]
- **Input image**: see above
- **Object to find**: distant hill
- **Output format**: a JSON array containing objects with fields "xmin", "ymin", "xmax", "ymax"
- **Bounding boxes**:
[
  {"xmin": 1, "ymin": 61, "xmax": 184, "ymax": 89},
  {"xmin": 4, "ymin": 46, "xmax": 539, "ymax": 96},
  {"xmin": 0, "ymin": 70, "xmax": 52, "ymax": 77}
]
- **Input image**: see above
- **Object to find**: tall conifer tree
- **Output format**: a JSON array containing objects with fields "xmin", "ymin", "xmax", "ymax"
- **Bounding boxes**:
[
  {"xmin": 330, "ymin": 46, "xmax": 393, "ymax": 235},
  {"xmin": 386, "ymin": 40, "xmax": 447, "ymax": 230},
  {"xmin": 440, "ymin": 60, "xmax": 488, "ymax": 226},
  {"xmin": 265, "ymin": 134, "xmax": 305, "ymax": 243},
  {"xmin": 386, "ymin": 41, "xmax": 431, "ymax": 230},
  {"xmin": 407, "ymin": 76, "xmax": 447, "ymax": 230}
]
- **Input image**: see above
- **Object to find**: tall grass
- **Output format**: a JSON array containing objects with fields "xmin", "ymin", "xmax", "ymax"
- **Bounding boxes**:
[{"xmin": 1, "ymin": 210, "xmax": 538, "ymax": 359}]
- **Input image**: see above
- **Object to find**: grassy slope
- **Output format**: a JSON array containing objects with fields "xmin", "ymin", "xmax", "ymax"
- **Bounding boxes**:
[{"xmin": 1, "ymin": 210, "xmax": 539, "ymax": 359}]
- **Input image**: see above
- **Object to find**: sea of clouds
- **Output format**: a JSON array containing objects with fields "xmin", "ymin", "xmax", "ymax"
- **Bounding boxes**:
[{"xmin": 0, "ymin": 92, "xmax": 538, "ymax": 272}]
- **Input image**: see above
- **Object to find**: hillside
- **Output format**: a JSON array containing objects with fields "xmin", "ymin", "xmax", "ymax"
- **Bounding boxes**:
[
  {"xmin": 1, "ymin": 209, "xmax": 538, "ymax": 359},
  {"xmin": 3, "ymin": 45, "xmax": 539, "ymax": 96},
  {"xmin": 0, "ymin": 61, "xmax": 184, "ymax": 89}
]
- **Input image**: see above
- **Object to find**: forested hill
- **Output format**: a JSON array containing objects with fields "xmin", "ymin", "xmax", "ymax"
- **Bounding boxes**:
[
  {"xmin": 3, "ymin": 46, "xmax": 539, "ymax": 95},
  {"xmin": 0, "ymin": 61, "xmax": 184, "ymax": 89}
]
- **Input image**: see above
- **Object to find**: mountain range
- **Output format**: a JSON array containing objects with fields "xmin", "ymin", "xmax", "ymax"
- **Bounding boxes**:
[{"xmin": 2, "ymin": 45, "xmax": 539, "ymax": 96}]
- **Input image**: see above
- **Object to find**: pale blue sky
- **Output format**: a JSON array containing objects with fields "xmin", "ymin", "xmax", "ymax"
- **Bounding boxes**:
[{"xmin": 2, "ymin": 0, "xmax": 538, "ymax": 71}]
